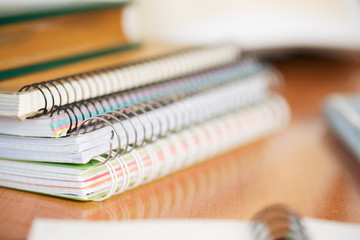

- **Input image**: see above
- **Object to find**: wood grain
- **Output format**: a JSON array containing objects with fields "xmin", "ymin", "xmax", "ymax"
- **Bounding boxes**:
[{"xmin": 1, "ymin": 55, "xmax": 360, "ymax": 240}]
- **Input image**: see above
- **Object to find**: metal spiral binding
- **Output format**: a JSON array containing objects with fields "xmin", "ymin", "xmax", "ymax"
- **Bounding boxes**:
[
  {"xmin": 14, "ymin": 58, "xmax": 268, "ymax": 164},
  {"xmin": 72, "ymin": 93, "xmax": 195, "ymax": 167},
  {"xmin": 67, "ymin": 87, "xmax": 194, "ymax": 167},
  {"xmin": 18, "ymin": 77, "xmax": 80, "ymax": 118},
  {"xmin": 18, "ymin": 59, "xmax": 260, "ymax": 139},
  {"xmin": 45, "ymin": 65, "xmax": 208, "ymax": 134},
  {"xmin": 48, "ymin": 71, "xmax": 204, "ymax": 136},
  {"xmin": 17, "ymin": 45, "xmax": 238, "ymax": 118},
  {"xmin": 143, "ymin": 144, "xmax": 160, "ymax": 184},
  {"xmin": 251, "ymin": 204, "xmax": 309, "ymax": 240},
  {"xmin": 67, "ymin": 65, "xmax": 267, "ymax": 167},
  {"xmin": 18, "ymin": 82, "xmax": 54, "ymax": 118},
  {"xmin": 90, "ymin": 93, "xmax": 285, "ymax": 201},
  {"xmin": 70, "ymin": 94, "xmax": 174, "ymax": 165},
  {"xmin": 76, "ymin": 117, "xmax": 121, "ymax": 166}
]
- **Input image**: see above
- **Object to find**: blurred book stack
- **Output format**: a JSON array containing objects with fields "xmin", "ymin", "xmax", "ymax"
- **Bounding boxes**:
[
  {"xmin": 0, "ymin": 1, "xmax": 290, "ymax": 201},
  {"xmin": 0, "ymin": 1, "xmax": 139, "ymax": 79}
]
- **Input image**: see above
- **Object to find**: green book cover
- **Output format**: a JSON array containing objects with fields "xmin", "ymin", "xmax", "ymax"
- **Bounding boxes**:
[{"xmin": 0, "ymin": 1, "xmax": 131, "ymax": 25}]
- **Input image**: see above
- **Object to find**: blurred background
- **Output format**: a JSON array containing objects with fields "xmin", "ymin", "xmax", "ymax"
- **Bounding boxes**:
[
  {"xmin": 134, "ymin": 0, "xmax": 360, "ymax": 53},
  {"xmin": 1, "ymin": 0, "xmax": 360, "ymax": 55}
]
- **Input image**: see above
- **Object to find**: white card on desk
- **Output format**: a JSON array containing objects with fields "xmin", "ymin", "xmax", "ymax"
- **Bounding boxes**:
[
  {"xmin": 27, "ymin": 218, "xmax": 360, "ymax": 240},
  {"xmin": 27, "ymin": 219, "xmax": 251, "ymax": 240}
]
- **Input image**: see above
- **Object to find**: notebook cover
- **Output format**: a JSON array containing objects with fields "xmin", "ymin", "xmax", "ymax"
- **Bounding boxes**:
[
  {"xmin": 0, "ymin": 43, "xmax": 184, "ymax": 93},
  {"xmin": 0, "ymin": 1, "xmax": 130, "ymax": 25},
  {"xmin": 0, "ymin": 5, "xmax": 137, "ymax": 77}
]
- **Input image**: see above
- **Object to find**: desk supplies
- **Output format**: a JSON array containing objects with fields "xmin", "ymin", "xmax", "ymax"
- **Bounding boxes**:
[
  {"xmin": 324, "ymin": 94, "xmax": 360, "ymax": 160},
  {"xmin": 0, "ymin": 43, "xmax": 289, "ymax": 201},
  {"xmin": 0, "ymin": 44, "xmax": 238, "ymax": 118},
  {"xmin": 0, "ymin": 94, "xmax": 289, "ymax": 200},
  {"xmin": 27, "ymin": 205, "xmax": 360, "ymax": 240},
  {"xmin": 252, "ymin": 204, "xmax": 308, "ymax": 240},
  {"xmin": 0, "ymin": 58, "xmax": 264, "ymax": 138}
]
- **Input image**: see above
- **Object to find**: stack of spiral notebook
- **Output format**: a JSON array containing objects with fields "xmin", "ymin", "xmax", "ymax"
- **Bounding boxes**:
[{"xmin": 0, "ymin": 43, "xmax": 290, "ymax": 201}]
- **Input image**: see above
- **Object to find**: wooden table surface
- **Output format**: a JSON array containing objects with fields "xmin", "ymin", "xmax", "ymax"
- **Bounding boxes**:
[{"xmin": 1, "ymin": 55, "xmax": 360, "ymax": 240}]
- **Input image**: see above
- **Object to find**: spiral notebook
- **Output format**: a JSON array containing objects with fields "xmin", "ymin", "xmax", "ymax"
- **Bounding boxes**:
[
  {"xmin": 0, "ymin": 59, "xmax": 267, "ymax": 138},
  {"xmin": 28, "ymin": 219, "xmax": 360, "ymax": 240},
  {"xmin": 0, "ymin": 94, "xmax": 290, "ymax": 200},
  {"xmin": 0, "ymin": 44, "xmax": 239, "ymax": 118},
  {"xmin": 28, "ymin": 205, "xmax": 360, "ymax": 240},
  {"xmin": 0, "ymin": 59, "xmax": 277, "ymax": 164},
  {"xmin": 0, "ymin": 43, "xmax": 289, "ymax": 201}
]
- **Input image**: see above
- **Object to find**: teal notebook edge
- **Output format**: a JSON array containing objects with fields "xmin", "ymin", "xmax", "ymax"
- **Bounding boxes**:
[
  {"xmin": 0, "ymin": 42, "xmax": 141, "ymax": 81},
  {"xmin": 0, "ymin": 1, "xmax": 131, "ymax": 25}
]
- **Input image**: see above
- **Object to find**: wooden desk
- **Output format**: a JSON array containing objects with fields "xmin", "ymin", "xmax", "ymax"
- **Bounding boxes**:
[{"xmin": 1, "ymin": 56, "xmax": 360, "ymax": 240}]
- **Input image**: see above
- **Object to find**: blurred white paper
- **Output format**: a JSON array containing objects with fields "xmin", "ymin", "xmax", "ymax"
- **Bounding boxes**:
[
  {"xmin": 136, "ymin": 0, "xmax": 360, "ymax": 52},
  {"xmin": 28, "ymin": 218, "xmax": 360, "ymax": 240},
  {"xmin": 28, "ymin": 219, "xmax": 251, "ymax": 240}
]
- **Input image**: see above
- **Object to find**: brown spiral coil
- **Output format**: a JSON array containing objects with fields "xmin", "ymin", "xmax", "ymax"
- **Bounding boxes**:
[{"xmin": 251, "ymin": 204, "xmax": 308, "ymax": 240}]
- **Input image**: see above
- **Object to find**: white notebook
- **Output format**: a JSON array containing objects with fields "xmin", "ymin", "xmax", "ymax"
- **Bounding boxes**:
[
  {"xmin": 0, "ymin": 44, "xmax": 239, "ymax": 118},
  {"xmin": 0, "ymin": 95, "xmax": 290, "ymax": 200},
  {"xmin": 0, "ymin": 61, "xmax": 276, "ymax": 163},
  {"xmin": 0, "ymin": 59, "xmax": 266, "ymax": 138}
]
